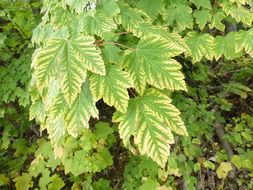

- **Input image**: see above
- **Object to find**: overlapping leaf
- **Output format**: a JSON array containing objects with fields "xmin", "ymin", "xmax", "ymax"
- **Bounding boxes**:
[
  {"xmin": 163, "ymin": 5, "xmax": 193, "ymax": 31},
  {"xmin": 236, "ymin": 28, "xmax": 253, "ymax": 57},
  {"xmin": 137, "ymin": 0, "xmax": 164, "ymax": 20},
  {"xmin": 123, "ymin": 35, "xmax": 187, "ymax": 95},
  {"xmin": 29, "ymin": 100, "xmax": 46, "ymax": 123},
  {"xmin": 118, "ymin": 89, "xmax": 187, "ymax": 167},
  {"xmin": 190, "ymin": 0, "xmax": 212, "ymax": 9},
  {"xmin": 45, "ymin": 116, "xmax": 65, "ymax": 146},
  {"xmin": 90, "ymin": 65, "xmax": 133, "ymax": 113},
  {"xmin": 214, "ymin": 32, "xmax": 242, "ymax": 60},
  {"xmin": 221, "ymin": 1, "xmax": 253, "ymax": 26},
  {"xmin": 193, "ymin": 9, "xmax": 212, "ymax": 30},
  {"xmin": 33, "ymin": 35, "xmax": 105, "ymax": 105},
  {"xmin": 185, "ymin": 32, "xmax": 214, "ymax": 62},
  {"xmin": 82, "ymin": 13, "xmax": 117, "ymax": 37},
  {"xmin": 210, "ymin": 12, "xmax": 226, "ymax": 32},
  {"xmin": 65, "ymin": 80, "xmax": 98, "ymax": 137},
  {"xmin": 133, "ymin": 23, "xmax": 188, "ymax": 54},
  {"xmin": 62, "ymin": 0, "xmax": 92, "ymax": 13},
  {"xmin": 115, "ymin": 3, "xmax": 150, "ymax": 31}
]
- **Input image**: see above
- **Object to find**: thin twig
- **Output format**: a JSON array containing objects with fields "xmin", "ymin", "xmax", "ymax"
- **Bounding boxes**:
[
  {"xmin": 129, "ymin": 88, "xmax": 137, "ymax": 97},
  {"xmin": 114, "ymin": 31, "xmax": 132, "ymax": 35},
  {"xmin": 6, "ymin": 13, "xmax": 32, "ymax": 44}
]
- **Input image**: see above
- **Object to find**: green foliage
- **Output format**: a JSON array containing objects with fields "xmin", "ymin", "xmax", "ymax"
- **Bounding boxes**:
[
  {"xmin": 1, "ymin": 0, "xmax": 253, "ymax": 189},
  {"xmin": 30, "ymin": 0, "xmax": 190, "ymax": 167}
]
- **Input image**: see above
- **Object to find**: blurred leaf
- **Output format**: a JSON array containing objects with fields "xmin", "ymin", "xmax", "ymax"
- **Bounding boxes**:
[{"xmin": 216, "ymin": 162, "xmax": 233, "ymax": 179}]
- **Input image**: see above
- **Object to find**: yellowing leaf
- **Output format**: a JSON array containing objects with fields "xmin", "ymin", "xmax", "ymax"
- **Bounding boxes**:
[
  {"xmin": 65, "ymin": 80, "xmax": 98, "ymax": 137},
  {"xmin": 119, "ymin": 89, "xmax": 187, "ymax": 167},
  {"xmin": 0, "ymin": 174, "xmax": 9, "ymax": 186},
  {"xmin": 90, "ymin": 65, "xmax": 133, "ymax": 113},
  {"xmin": 193, "ymin": 9, "xmax": 212, "ymax": 30},
  {"xmin": 13, "ymin": 173, "xmax": 33, "ymax": 190},
  {"xmin": 214, "ymin": 32, "xmax": 242, "ymax": 60},
  {"xmin": 82, "ymin": 13, "xmax": 117, "ymax": 37},
  {"xmin": 236, "ymin": 28, "xmax": 253, "ymax": 57},
  {"xmin": 33, "ymin": 35, "xmax": 105, "ymax": 105},
  {"xmin": 216, "ymin": 162, "xmax": 233, "ymax": 179},
  {"xmin": 123, "ymin": 35, "xmax": 187, "ymax": 95},
  {"xmin": 163, "ymin": 5, "xmax": 193, "ymax": 31},
  {"xmin": 185, "ymin": 32, "xmax": 214, "ymax": 62},
  {"xmin": 156, "ymin": 186, "xmax": 173, "ymax": 190}
]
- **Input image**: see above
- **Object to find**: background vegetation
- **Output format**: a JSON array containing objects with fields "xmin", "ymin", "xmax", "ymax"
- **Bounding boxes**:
[{"xmin": 0, "ymin": 0, "xmax": 253, "ymax": 189}]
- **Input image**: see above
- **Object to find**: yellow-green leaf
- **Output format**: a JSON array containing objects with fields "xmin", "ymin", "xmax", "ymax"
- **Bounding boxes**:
[{"xmin": 216, "ymin": 162, "xmax": 233, "ymax": 179}]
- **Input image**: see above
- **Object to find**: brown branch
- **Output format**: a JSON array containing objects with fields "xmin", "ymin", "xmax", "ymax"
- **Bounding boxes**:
[
  {"xmin": 129, "ymin": 88, "xmax": 137, "ymax": 97},
  {"xmin": 114, "ymin": 31, "xmax": 132, "ymax": 35},
  {"xmin": 212, "ymin": 106, "xmax": 236, "ymax": 179}
]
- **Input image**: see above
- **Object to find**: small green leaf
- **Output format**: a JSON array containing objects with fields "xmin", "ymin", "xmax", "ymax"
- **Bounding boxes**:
[
  {"xmin": 13, "ymin": 173, "xmax": 33, "ymax": 190},
  {"xmin": 163, "ymin": 5, "xmax": 193, "ymax": 31},
  {"xmin": 48, "ymin": 174, "xmax": 65, "ymax": 190},
  {"xmin": 203, "ymin": 160, "xmax": 215, "ymax": 170},
  {"xmin": 95, "ymin": 122, "xmax": 114, "ymax": 140},
  {"xmin": 138, "ymin": 179, "xmax": 158, "ymax": 190},
  {"xmin": 137, "ymin": 0, "xmax": 164, "ymax": 20},
  {"xmin": 194, "ymin": 9, "xmax": 212, "ymax": 30},
  {"xmin": 210, "ymin": 12, "xmax": 226, "ymax": 31},
  {"xmin": 236, "ymin": 28, "xmax": 253, "ymax": 57}
]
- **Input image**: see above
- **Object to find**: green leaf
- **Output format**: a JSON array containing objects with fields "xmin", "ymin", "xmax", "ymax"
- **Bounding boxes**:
[
  {"xmin": 33, "ymin": 35, "xmax": 105, "ymax": 105},
  {"xmin": 137, "ymin": 0, "xmax": 164, "ymax": 20},
  {"xmin": 133, "ymin": 23, "xmax": 188, "ymax": 53},
  {"xmin": 45, "ymin": 116, "xmax": 65, "ymax": 146},
  {"xmin": 163, "ymin": 5, "xmax": 193, "ymax": 31},
  {"xmin": 13, "ymin": 173, "xmax": 33, "ymax": 190},
  {"xmin": 82, "ymin": 13, "xmax": 117, "ymax": 37},
  {"xmin": 97, "ymin": 0, "xmax": 120, "ymax": 17},
  {"xmin": 203, "ymin": 160, "xmax": 216, "ymax": 170},
  {"xmin": 190, "ymin": 0, "xmax": 212, "ymax": 9},
  {"xmin": 33, "ymin": 38, "xmax": 66, "ymax": 88},
  {"xmin": 185, "ymin": 32, "xmax": 214, "ymax": 62},
  {"xmin": 0, "ymin": 174, "xmax": 9, "ymax": 186},
  {"xmin": 236, "ymin": 28, "xmax": 253, "ymax": 57},
  {"xmin": 62, "ymin": 0, "xmax": 91, "ymax": 13},
  {"xmin": 210, "ymin": 12, "xmax": 226, "ymax": 32},
  {"xmin": 51, "ymin": 8, "xmax": 78, "ymax": 30},
  {"xmin": 123, "ymin": 35, "xmax": 187, "ymax": 95},
  {"xmin": 94, "ymin": 122, "xmax": 114, "ymax": 140},
  {"xmin": 193, "ymin": 9, "xmax": 212, "ymax": 30},
  {"xmin": 48, "ymin": 174, "xmax": 65, "ymax": 190},
  {"xmin": 214, "ymin": 32, "xmax": 242, "ymax": 60},
  {"xmin": 115, "ymin": 3, "xmax": 150, "ymax": 31},
  {"xmin": 48, "ymin": 92, "xmax": 67, "ymax": 119},
  {"xmin": 65, "ymin": 80, "xmax": 98, "ymax": 137},
  {"xmin": 0, "ymin": 33, "xmax": 7, "ymax": 48},
  {"xmin": 92, "ymin": 179, "xmax": 112, "ymax": 190},
  {"xmin": 90, "ymin": 65, "xmax": 133, "ymax": 113},
  {"xmin": 138, "ymin": 179, "xmax": 159, "ymax": 190},
  {"xmin": 39, "ymin": 169, "xmax": 51, "ymax": 190},
  {"xmin": 95, "ymin": 148, "xmax": 113, "ymax": 167},
  {"xmin": 222, "ymin": 1, "xmax": 253, "ymax": 26},
  {"xmin": 231, "ymin": 155, "xmax": 243, "ymax": 168},
  {"xmin": 102, "ymin": 44, "xmax": 120, "ymax": 64},
  {"xmin": 119, "ymin": 89, "xmax": 187, "ymax": 167},
  {"xmin": 30, "ymin": 100, "xmax": 46, "ymax": 123}
]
